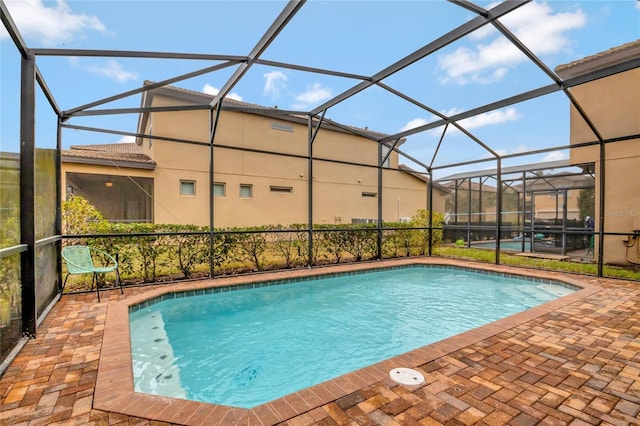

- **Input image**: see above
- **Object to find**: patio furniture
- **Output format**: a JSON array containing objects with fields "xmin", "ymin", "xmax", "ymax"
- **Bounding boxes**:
[{"xmin": 62, "ymin": 245, "xmax": 123, "ymax": 301}]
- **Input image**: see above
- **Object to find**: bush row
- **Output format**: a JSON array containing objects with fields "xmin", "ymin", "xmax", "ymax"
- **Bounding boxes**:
[
  {"xmin": 62, "ymin": 196, "xmax": 444, "ymax": 290},
  {"xmin": 64, "ymin": 221, "xmax": 444, "ymax": 285}
]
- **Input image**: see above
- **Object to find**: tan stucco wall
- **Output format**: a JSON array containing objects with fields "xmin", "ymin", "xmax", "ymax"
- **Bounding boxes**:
[
  {"xmin": 568, "ymin": 67, "xmax": 640, "ymax": 264},
  {"xmin": 532, "ymin": 191, "xmax": 580, "ymax": 221},
  {"xmin": 141, "ymin": 93, "xmax": 438, "ymax": 227}
]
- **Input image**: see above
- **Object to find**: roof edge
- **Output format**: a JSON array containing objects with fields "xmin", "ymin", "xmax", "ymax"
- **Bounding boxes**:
[
  {"xmin": 555, "ymin": 40, "xmax": 640, "ymax": 80},
  {"xmin": 61, "ymin": 154, "xmax": 156, "ymax": 170}
]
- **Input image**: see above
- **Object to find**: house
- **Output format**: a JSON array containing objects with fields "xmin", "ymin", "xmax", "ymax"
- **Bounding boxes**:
[
  {"xmin": 62, "ymin": 82, "xmax": 448, "ymax": 227},
  {"xmin": 557, "ymin": 40, "xmax": 640, "ymax": 265}
]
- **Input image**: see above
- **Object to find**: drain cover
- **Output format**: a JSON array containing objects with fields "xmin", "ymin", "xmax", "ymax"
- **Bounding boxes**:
[{"xmin": 389, "ymin": 367, "xmax": 425, "ymax": 386}]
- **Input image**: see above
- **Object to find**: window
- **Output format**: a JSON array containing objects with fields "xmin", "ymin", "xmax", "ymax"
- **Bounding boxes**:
[
  {"xmin": 270, "ymin": 186, "xmax": 292, "ymax": 193},
  {"xmin": 352, "ymin": 218, "xmax": 378, "ymax": 224},
  {"xmin": 180, "ymin": 180, "xmax": 195, "ymax": 195},
  {"xmin": 270, "ymin": 122, "xmax": 294, "ymax": 132},
  {"xmin": 362, "ymin": 192, "xmax": 377, "ymax": 197},
  {"xmin": 240, "ymin": 184, "xmax": 253, "ymax": 198},
  {"xmin": 213, "ymin": 182, "xmax": 226, "ymax": 197}
]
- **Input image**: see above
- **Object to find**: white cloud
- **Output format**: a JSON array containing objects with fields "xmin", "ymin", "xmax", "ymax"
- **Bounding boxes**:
[
  {"xmin": 117, "ymin": 135, "xmax": 136, "ymax": 144},
  {"xmin": 438, "ymin": 1, "xmax": 586, "ymax": 84},
  {"xmin": 402, "ymin": 107, "xmax": 520, "ymax": 135},
  {"xmin": 542, "ymin": 150, "xmax": 569, "ymax": 162},
  {"xmin": 292, "ymin": 83, "xmax": 332, "ymax": 109},
  {"xmin": 457, "ymin": 107, "xmax": 521, "ymax": 129},
  {"xmin": 0, "ymin": 0, "xmax": 106, "ymax": 46},
  {"xmin": 495, "ymin": 144, "xmax": 530, "ymax": 156},
  {"xmin": 202, "ymin": 84, "xmax": 219, "ymax": 95},
  {"xmin": 69, "ymin": 57, "xmax": 137, "ymax": 82},
  {"xmin": 263, "ymin": 71, "xmax": 287, "ymax": 99},
  {"xmin": 80, "ymin": 59, "xmax": 138, "ymax": 83},
  {"xmin": 400, "ymin": 118, "xmax": 431, "ymax": 132},
  {"xmin": 202, "ymin": 84, "xmax": 243, "ymax": 102}
]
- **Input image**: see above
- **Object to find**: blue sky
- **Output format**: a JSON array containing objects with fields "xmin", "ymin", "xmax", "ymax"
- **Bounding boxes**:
[{"xmin": 1, "ymin": 0, "xmax": 638, "ymax": 178}]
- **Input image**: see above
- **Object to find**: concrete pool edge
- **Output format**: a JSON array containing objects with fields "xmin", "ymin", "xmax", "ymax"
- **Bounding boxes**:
[{"xmin": 94, "ymin": 258, "xmax": 601, "ymax": 425}]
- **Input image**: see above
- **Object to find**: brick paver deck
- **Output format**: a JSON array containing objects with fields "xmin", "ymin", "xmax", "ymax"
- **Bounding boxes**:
[{"xmin": 1, "ymin": 258, "xmax": 639, "ymax": 425}]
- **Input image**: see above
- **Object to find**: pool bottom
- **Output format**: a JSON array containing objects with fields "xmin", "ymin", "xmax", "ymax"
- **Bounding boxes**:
[{"xmin": 95, "ymin": 258, "xmax": 598, "ymax": 425}]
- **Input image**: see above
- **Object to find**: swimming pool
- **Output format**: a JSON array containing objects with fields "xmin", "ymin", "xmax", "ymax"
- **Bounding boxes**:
[
  {"xmin": 129, "ymin": 265, "xmax": 575, "ymax": 408},
  {"xmin": 473, "ymin": 239, "xmax": 558, "ymax": 251},
  {"xmin": 473, "ymin": 240, "xmax": 532, "ymax": 251}
]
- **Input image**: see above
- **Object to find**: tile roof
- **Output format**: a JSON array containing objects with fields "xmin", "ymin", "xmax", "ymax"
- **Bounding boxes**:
[
  {"xmin": 69, "ymin": 143, "xmax": 144, "ymax": 154},
  {"xmin": 62, "ymin": 143, "xmax": 156, "ymax": 169},
  {"xmin": 555, "ymin": 40, "xmax": 640, "ymax": 78}
]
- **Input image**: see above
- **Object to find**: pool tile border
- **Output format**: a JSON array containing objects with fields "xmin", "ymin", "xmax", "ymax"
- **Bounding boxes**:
[
  {"xmin": 94, "ymin": 258, "xmax": 601, "ymax": 425},
  {"xmin": 128, "ymin": 263, "xmax": 582, "ymax": 314}
]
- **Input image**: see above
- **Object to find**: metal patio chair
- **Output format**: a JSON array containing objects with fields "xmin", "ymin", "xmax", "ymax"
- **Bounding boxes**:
[{"xmin": 62, "ymin": 245, "xmax": 123, "ymax": 301}]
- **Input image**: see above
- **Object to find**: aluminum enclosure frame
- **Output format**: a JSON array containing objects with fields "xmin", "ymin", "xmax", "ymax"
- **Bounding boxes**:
[{"xmin": 1, "ymin": 0, "xmax": 639, "ymax": 346}]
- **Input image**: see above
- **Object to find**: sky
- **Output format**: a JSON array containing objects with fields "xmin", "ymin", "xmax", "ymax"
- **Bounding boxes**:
[{"xmin": 1, "ymin": 0, "xmax": 638, "ymax": 179}]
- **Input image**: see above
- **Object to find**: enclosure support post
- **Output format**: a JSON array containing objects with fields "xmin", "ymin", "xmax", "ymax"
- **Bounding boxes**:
[
  {"xmin": 597, "ymin": 140, "xmax": 605, "ymax": 276},
  {"xmin": 530, "ymin": 194, "xmax": 536, "ymax": 252},
  {"xmin": 478, "ymin": 178, "xmax": 483, "ymax": 228},
  {"xmin": 561, "ymin": 189, "xmax": 568, "ymax": 256},
  {"xmin": 521, "ymin": 172, "xmax": 526, "ymax": 252},
  {"xmin": 377, "ymin": 142, "xmax": 383, "ymax": 260},
  {"xmin": 454, "ymin": 179, "xmax": 459, "ymax": 225},
  {"xmin": 495, "ymin": 158, "xmax": 502, "ymax": 265},
  {"xmin": 428, "ymin": 168, "xmax": 433, "ymax": 257},
  {"xmin": 307, "ymin": 111, "xmax": 326, "ymax": 267},
  {"xmin": 467, "ymin": 178, "xmax": 471, "ymax": 247},
  {"xmin": 307, "ymin": 118, "xmax": 314, "ymax": 267},
  {"xmin": 208, "ymin": 103, "xmax": 222, "ymax": 278},
  {"xmin": 56, "ymin": 118, "xmax": 63, "ymax": 292},
  {"xmin": 20, "ymin": 52, "xmax": 36, "ymax": 338}
]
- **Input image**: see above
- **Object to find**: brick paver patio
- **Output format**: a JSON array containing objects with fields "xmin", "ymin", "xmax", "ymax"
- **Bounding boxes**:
[{"xmin": 1, "ymin": 258, "xmax": 639, "ymax": 425}]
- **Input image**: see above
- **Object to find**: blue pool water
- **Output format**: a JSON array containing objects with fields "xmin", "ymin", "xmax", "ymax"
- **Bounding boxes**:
[
  {"xmin": 473, "ymin": 240, "xmax": 532, "ymax": 251},
  {"xmin": 129, "ymin": 266, "xmax": 574, "ymax": 408}
]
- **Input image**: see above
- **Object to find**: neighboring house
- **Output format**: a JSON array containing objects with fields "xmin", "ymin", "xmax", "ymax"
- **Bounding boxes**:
[
  {"xmin": 513, "ymin": 173, "xmax": 594, "ymax": 221},
  {"xmin": 557, "ymin": 40, "xmax": 640, "ymax": 265},
  {"xmin": 62, "ymin": 83, "xmax": 448, "ymax": 227}
]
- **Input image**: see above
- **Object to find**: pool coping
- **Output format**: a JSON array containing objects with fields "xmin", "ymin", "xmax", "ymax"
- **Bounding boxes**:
[{"xmin": 94, "ymin": 258, "xmax": 601, "ymax": 425}]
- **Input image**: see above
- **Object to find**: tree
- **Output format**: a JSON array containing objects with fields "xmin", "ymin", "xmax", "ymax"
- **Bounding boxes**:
[
  {"xmin": 409, "ymin": 209, "xmax": 444, "ymax": 255},
  {"xmin": 62, "ymin": 195, "xmax": 105, "ymax": 235},
  {"xmin": 577, "ymin": 188, "xmax": 595, "ymax": 221}
]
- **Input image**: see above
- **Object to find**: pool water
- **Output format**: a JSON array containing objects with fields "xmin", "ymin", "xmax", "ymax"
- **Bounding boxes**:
[
  {"xmin": 129, "ymin": 266, "xmax": 574, "ymax": 408},
  {"xmin": 473, "ymin": 240, "xmax": 532, "ymax": 251}
]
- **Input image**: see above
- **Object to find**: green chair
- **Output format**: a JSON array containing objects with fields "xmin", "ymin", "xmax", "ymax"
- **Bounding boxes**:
[{"xmin": 62, "ymin": 245, "xmax": 123, "ymax": 301}]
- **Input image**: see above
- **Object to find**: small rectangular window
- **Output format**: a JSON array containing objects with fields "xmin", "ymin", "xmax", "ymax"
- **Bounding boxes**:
[
  {"xmin": 362, "ymin": 192, "xmax": 377, "ymax": 197},
  {"xmin": 180, "ymin": 180, "xmax": 195, "ymax": 195},
  {"xmin": 213, "ymin": 182, "xmax": 226, "ymax": 197},
  {"xmin": 270, "ymin": 186, "xmax": 292, "ymax": 193},
  {"xmin": 270, "ymin": 122, "xmax": 294, "ymax": 132},
  {"xmin": 240, "ymin": 184, "xmax": 253, "ymax": 198}
]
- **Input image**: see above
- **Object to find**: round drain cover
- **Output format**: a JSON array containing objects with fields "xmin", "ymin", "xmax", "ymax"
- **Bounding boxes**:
[{"xmin": 389, "ymin": 367, "xmax": 425, "ymax": 386}]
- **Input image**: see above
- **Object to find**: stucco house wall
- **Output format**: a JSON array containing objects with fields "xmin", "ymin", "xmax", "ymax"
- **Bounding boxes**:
[
  {"xmin": 559, "ymin": 41, "xmax": 640, "ymax": 265},
  {"xmin": 136, "ymin": 85, "xmax": 444, "ymax": 228},
  {"xmin": 62, "ymin": 83, "xmax": 448, "ymax": 228}
]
